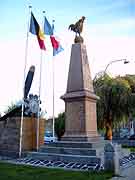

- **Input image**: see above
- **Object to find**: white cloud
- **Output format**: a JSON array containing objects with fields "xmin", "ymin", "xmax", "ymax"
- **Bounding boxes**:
[{"xmin": 0, "ymin": 29, "xmax": 134, "ymax": 117}]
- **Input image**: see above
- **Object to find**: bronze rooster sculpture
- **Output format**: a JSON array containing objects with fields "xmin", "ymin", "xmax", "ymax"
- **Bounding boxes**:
[{"xmin": 68, "ymin": 16, "xmax": 85, "ymax": 36}]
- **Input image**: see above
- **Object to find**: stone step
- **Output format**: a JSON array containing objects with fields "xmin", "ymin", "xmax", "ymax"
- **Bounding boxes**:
[
  {"xmin": 27, "ymin": 151, "xmax": 101, "ymax": 164},
  {"xmin": 90, "ymin": 141, "xmax": 106, "ymax": 149},
  {"xmin": 39, "ymin": 146, "xmax": 96, "ymax": 156},
  {"xmin": 45, "ymin": 140, "xmax": 106, "ymax": 149},
  {"xmin": 45, "ymin": 141, "xmax": 92, "ymax": 148}
]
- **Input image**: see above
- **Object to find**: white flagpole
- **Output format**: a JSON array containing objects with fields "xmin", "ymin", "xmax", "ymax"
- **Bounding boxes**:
[
  {"xmin": 36, "ymin": 11, "xmax": 45, "ymax": 151},
  {"xmin": 52, "ymin": 56, "xmax": 55, "ymax": 139},
  {"xmin": 52, "ymin": 20, "xmax": 55, "ymax": 139},
  {"xmin": 36, "ymin": 50, "xmax": 43, "ymax": 151},
  {"xmin": 19, "ymin": 5, "xmax": 32, "ymax": 158}
]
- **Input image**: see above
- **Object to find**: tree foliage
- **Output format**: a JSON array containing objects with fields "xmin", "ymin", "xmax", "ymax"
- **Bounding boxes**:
[
  {"xmin": 93, "ymin": 73, "xmax": 134, "ymax": 139},
  {"xmin": 122, "ymin": 75, "xmax": 135, "ymax": 117},
  {"xmin": 4, "ymin": 102, "xmax": 17, "ymax": 114},
  {"xmin": 55, "ymin": 112, "xmax": 65, "ymax": 141}
]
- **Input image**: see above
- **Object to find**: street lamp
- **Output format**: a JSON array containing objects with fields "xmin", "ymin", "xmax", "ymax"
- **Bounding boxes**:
[
  {"xmin": 104, "ymin": 59, "xmax": 129, "ymax": 74},
  {"xmin": 93, "ymin": 58, "xmax": 130, "ymax": 141},
  {"xmin": 93, "ymin": 58, "xmax": 129, "ymax": 84}
]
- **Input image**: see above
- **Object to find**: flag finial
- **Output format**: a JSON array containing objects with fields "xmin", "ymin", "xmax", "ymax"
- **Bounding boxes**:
[{"xmin": 29, "ymin": 5, "xmax": 32, "ymax": 9}]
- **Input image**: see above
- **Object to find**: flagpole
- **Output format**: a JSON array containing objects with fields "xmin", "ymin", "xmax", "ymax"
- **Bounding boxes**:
[
  {"xmin": 36, "ymin": 51, "xmax": 42, "ymax": 151},
  {"xmin": 36, "ymin": 10, "xmax": 45, "ymax": 151},
  {"xmin": 52, "ymin": 55, "xmax": 55, "ymax": 139},
  {"xmin": 19, "ymin": 5, "xmax": 32, "ymax": 158},
  {"xmin": 36, "ymin": 49, "xmax": 43, "ymax": 151},
  {"xmin": 52, "ymin": 20, "xmax": 55, "ymax": 139}
]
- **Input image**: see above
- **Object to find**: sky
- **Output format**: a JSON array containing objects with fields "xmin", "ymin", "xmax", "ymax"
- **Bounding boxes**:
[{"xmin": 0, "ymin": 0, "xmax": 135, "ymax": 118}]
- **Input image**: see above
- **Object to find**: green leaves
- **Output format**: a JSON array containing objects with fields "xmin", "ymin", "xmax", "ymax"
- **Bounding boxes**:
[
  {"xmin": 94, "ymin": 74, "xmax": 133, "ymax": 130},
  {"xmin": 55, "ymin": 112, "xmax": 65, "ymax": 141}
]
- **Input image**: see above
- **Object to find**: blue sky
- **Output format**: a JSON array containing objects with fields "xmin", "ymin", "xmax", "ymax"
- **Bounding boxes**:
[
  {"xmin": 0, "ymin": 0, "xmax": 135, "ymax": 117},
  {"xmin": 0, "ymin": 0, "xmax": 135, "ymax": 38}
]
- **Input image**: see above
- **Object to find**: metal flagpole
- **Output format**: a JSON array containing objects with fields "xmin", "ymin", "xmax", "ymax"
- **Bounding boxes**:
[
  {"xmin": 36, "ymin": 11, "xmax": 45, "ymax": 151},
  {"xmin": 52, "ymin": 55, "xmax": 55, "ymax": 139},
  {"xmin": 19, "ymin": 5, "xmax": 32, "ymax": 158},
  {"xmin": 36, "ymin": 50, "xmax": 43, "ymax": 151},
  {"xmin": 52, "ymin": 20, "xmax": 55, "ymax": 139}
]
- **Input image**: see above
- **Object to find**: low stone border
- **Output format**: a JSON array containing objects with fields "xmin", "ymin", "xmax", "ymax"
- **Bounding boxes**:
[
  {"xmin": 120, "ymin": 153, "xmax": 135, "ymax": 169},
  {"xmin": 0, "ymin": 157, "xmax": 104, "ymax": 171}
]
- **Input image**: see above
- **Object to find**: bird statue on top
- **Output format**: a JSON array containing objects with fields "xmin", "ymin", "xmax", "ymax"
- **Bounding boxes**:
[{"xmin": 68, "ymin": 16, "xmax": 85, "ymax": 43}]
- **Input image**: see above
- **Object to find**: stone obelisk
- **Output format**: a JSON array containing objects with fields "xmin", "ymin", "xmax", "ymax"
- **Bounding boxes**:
[
  {"xmin": 61, "ymin": 43, "xmax": 99, "ymax": 141},
  {"xmin": 61, "ymin": 17, "xmax": 99, "ymax": 141}
]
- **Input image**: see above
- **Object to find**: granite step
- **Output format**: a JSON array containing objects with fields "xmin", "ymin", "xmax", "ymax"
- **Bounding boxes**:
[
  {"xmin": 45, "ymin": 141, "xmax": 93, "ymax": 148},
  {"xmin": 39, "ymin": 145, "xmax": 96, "ymax": 156},
  {"xmin": 27, "ymin": 151, "xmax": 101, "ymax": 164},
  {"xmin": 44, "ymin": 140, "xmax": 106, "ymax": 149}
]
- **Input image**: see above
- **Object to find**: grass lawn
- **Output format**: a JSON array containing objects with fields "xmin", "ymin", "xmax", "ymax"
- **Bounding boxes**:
[
  {"xmin": 0, "ymin": 162, "xmax": 113, "ymax": 180},
  {"xmin": 122, "ymin": 145, "xmax": 135, "ymax": 152}
]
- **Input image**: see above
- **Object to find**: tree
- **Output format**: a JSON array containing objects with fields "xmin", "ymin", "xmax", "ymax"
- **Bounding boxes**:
[
  {"xmin": 4, "ymin": 102, "xmax": 17, "ymax": 114},
  {"xmin": 120, "ymin": 75, "xmax": 135, "ymax": 120},
  {"xmin": 94, "ymin": 74, "xmax": 131, "ymax": 140},
  {"xmin": 55, "ymin": 112, "xmax": 65, "ymax": 141},
  {"xmin": 123, "ymin": 75, "xmax": 135, "ymax": 93}
]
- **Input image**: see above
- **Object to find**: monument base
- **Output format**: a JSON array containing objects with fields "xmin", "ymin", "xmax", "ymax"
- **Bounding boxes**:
[
  {"xmin": 61, "ymin": 135, "xmax": 100, "ymax": 142},
  {"xmin": 28, "ymin": 140, "xmax": 105, "ymax": 165},
  {"xmin": 61, "ymin": 131, "xmax": 100, "ymax": 142},
  {"xmin": 61, "ymin": 133, "xmax": 106, "ymax": 150}
]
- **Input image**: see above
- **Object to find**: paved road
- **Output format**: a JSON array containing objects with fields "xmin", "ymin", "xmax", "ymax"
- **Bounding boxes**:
[{"xmin": 111, "ymin": 165, "xmax": 135, "ymax": 180}]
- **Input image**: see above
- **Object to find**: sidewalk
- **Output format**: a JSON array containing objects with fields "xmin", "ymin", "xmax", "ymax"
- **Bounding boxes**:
[{"xmin": 111, "ymin": 165, "xmax": 135, "ymax": 180}]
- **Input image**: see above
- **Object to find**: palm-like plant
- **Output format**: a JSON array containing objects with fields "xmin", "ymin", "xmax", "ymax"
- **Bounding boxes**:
[{"xmin": 94, "ymin": 74, "xmax": 131, "ymax": 140}]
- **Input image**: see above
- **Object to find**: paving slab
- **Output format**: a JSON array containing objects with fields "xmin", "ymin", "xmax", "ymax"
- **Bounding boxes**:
[{"xmin": 111, "ymin": 165, "xmax": 135, "ymax": 180}]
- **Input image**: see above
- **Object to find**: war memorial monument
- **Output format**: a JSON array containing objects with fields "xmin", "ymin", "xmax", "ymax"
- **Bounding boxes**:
[{"xmin": 0, "ymin": 16, "xmax": 127, "ymax": 173}]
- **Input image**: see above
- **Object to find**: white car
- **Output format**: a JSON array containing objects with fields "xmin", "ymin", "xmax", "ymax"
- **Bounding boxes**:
[
  {"xmin": 44, "ymin": 132, "xmax": 57, "ymax": 143},
  {"xmin": 120, "ymin": 128, "xmax": 130, "ymax": 138}
]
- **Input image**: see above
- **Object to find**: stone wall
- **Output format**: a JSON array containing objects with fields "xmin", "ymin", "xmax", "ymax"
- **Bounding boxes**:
[
  {"xmin": 0, "ymin": 117, "xmax": 45, "ymax": 157},
  {"xmin": 0, "ymin": 117, "xmax": 20, "ymax": 157},
  {"xmin": 0, "ymin": 121, "xmax": 4, "ymax": 137}
]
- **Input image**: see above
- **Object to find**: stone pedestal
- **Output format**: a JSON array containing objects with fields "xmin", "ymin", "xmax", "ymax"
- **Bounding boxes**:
[{"xmin": 61, "ymin": 43, "xmax": 99, "ymax": 141}]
